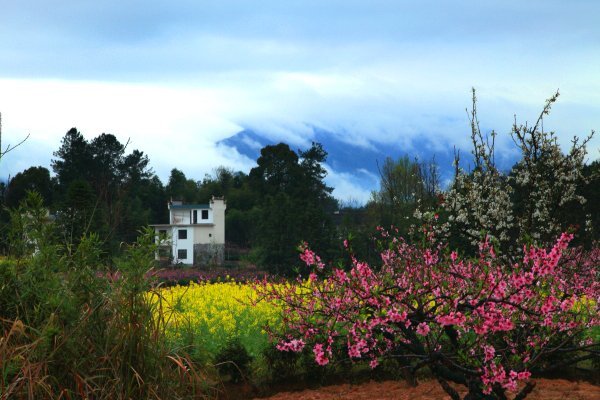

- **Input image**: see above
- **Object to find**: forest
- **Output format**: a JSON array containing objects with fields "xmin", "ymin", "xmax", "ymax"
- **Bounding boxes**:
[{"xmin": 1, "ymin": 107, "xmax": 599, "ymax": 275}]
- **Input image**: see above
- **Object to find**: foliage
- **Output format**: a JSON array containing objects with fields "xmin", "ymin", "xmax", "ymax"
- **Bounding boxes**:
[
  {"xmin": 214, "ymin": 338, "xmax": 253, "ymax": 383},
  {"xmin": 368, "ymin": 155, "xmax": 439, "ymax": 237},
  {"xmin": 50, "ymin": 128, "xmax": 164, "ymax": 253},
  {"xmin": 257, "ymin": 225, "xmax": 600, "ymax": 399},
  {"xmin": 4, "ymin": 166, "xmax": 54, "ymax": 208},
  {"xmin": 1, "ymin": 194, "xmax": 211, "ymax": 399},
  {"xmin": 249, "ymin": 142, "xmax": 337, "ymax": 274},
  {"xmin": 580, "ymin": 161, "xmax": 600, "ymax": 245}
]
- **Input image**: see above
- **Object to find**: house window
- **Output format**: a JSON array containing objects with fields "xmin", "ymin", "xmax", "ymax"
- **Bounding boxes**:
[
  {"xmin": 178, "ymin": 229, "xmax": 187, "ymax": 239},
  {"xmin": 178, "ymin": 249, "xmax": 187, "ymax": 259},
  {"xmin": 202, "ymin": 210, "xmax": 209, "ymax": 220},
  {"xmin": 193, "ymin": 210, "xmax": 198, "ymax": 224},
  {"xmin": 159, "ymin": 229, "xmax": 167, "ymax": 236},
  {"xmin": 209, "ymin": 233, "xmax": 212, "ymax": 238}
]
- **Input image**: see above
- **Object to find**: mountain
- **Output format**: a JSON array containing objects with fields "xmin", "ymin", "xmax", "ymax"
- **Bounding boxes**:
[{"xmin": 217, "ymin": 126, "xmax": 518, "ymax": 203}]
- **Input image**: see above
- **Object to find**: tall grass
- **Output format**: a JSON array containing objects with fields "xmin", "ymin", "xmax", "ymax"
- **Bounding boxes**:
[{"xmin": 0, "ymin": 192, "xmax": 214, "ymax": 399}]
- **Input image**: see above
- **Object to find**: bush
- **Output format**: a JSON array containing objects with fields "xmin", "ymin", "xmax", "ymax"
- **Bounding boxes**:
[
  {"xmin": 215, "ymin": 338, "xmax": 253, "ymax": 383},
  {"xmin": 1, "ymin": 192, "xmax": 211, "ymax": 399}
]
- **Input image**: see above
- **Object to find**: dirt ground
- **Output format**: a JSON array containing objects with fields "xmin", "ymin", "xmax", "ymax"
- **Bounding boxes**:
[{"xmin": 253, "ymin": 378, "xmax": 600, "ymax": 400}]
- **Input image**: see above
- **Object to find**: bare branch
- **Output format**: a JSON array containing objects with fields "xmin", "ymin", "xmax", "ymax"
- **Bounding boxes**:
[{"xmin": 0, "ymin": 112, "xmax": 31, "ymax": 162}]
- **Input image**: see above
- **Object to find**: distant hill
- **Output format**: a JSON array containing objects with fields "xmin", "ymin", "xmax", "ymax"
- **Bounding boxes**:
[{"xmin": 218, "ymin": 127, "xmax": 518, "ymax": 202}]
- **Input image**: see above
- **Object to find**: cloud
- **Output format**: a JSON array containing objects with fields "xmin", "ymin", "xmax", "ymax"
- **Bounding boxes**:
[
  {"xmin": 239, "ymin": 134, "xmax": 263, "ymax": 151},
  {"xmin": 323, "ymin": 166, "xmax": 375, "ymax": 205},
  {"xmin": 1, "ymin": 1, "xmax": 599, "ymax": 196},
  {"xmin": 0, "ymin": 78, "xmax": 246, "ymax": 180}
]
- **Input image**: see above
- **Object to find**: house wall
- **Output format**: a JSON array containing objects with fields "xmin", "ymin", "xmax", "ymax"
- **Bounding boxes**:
[
  {"xmin": 210, "ymin": 198, "xmax": 226, "ymax": 244},
  {"xmin": 171, "ymin": 208, "xmax": 213, "ymax": 225},
  {"xmin": 192, "ymin": 226, "xmax": 216, "ymax": 244},
  {"xmin": 172, "ymin": 226, "xmax": 194, "ymax": 264},
  {"xmin": 194, "ymin": 243, "xmax": 224, "ymax": 265},
  {"xmin": 195, "ymin": 208, "xmax": 213, "ymax": 224}
]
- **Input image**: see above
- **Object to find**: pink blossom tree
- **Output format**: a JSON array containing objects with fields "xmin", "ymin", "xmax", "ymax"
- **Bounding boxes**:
[{"xmin": 256, "ymin": 225, "xmax": 599, "ymax": 400}]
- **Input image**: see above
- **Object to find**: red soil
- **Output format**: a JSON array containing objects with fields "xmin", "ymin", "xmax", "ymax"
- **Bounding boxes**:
[{"xmin": 254, "ymin": 379, "xmax": 599, "ymax": 400}]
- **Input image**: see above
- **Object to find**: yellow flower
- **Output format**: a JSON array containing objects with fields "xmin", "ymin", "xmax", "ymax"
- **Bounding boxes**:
[{"xmin": 150, "ymin": 281, "xmax": 283, "ymax": 358}]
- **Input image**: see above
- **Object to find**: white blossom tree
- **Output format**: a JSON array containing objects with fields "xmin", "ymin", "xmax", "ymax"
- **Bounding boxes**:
[
  {"xmin": 444, "ymin": 89, "xmax": 594, "ymax": 255},
  {"xmin": 445, "ymin": 89, "xmax": 515, "ymax": 253},
  {"xmin": 509, "ymin": 90, "xmax": 593, "ymax": 244}
]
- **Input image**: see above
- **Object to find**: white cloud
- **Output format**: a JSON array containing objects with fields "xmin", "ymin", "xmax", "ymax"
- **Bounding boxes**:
[
  {"xmin": 2, "ymin": 1, "xmax": 600, "ymax": 193},
  {"xmin": 324, "ymin": 165, "xmax": 377, "ymax": 204},
  {"xmin": 239, "ymin": 134, "xmax": 263, "ymax": 151},
  {"xmin": 0, "ymin": 78, "xmax": 246, "ymax": 180}
]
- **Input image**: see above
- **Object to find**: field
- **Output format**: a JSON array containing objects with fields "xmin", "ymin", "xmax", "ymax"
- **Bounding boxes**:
[{"xmin": 156, "ymin": 280, "xmax": 281, "ymax": 360}]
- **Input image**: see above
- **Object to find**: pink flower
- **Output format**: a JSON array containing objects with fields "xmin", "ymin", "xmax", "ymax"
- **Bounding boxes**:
[
  {"xmin": 388, "ymin": 309, "xmax": 407, "ymax": 323},
  {"xmin": 416, "ymin": 322, "xmax": 430, "ymax": 336},
  {"xmin": 277, "ymin": 339, "xmax": 306, "ymax": 352},
  {"xmin": 436, "ymin": 311, "xmax": 466, "ymax": 327},
  {"xmin": 313, "ymin": 343, "xmax": 329, "ymax": 366},
  {"xmin": 517, "ymin": 371, "xmax": 531, "ymax": 380},
  {"xmin": 483, "ymin": 345, "xmax": 495, "ymax": 362}
]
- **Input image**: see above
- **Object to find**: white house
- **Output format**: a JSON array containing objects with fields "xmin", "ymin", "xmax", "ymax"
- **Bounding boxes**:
[{"xmin": 151, "ymin": 197, "xmax": 226, "ymax": 265}]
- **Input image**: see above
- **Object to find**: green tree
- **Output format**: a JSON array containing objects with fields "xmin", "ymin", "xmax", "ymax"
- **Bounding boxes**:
[
  {"xmin": 51, "ymin": 129, "xmax": 164, "ymax": 253},
  {"xmin": 249, "ymin": 142, "xmax": 336, "ymax": 274},
  {"xmin": 4, "ymin": 166, "xmax": 54, "ymax": 208},
  {"xmin": 196, "ymin": 167, "xmax": 258, "ymax": 247},
  {"xmin": 52, "ymin": 128, "xmax": 93, "ymax": 191},
  {"xmin": 368, "ymin": 155, "xmax": 439, "ymax": 236},
  {"xmin": 55, "ymin": 179, "xmax": 100, "ymax": 246},
  {"xmin": 165, "ymin": 168, "xmax": 199, "ymax": 202},
  {"xmin": 580, "ymin": 160, "xmax": 600, "ymax": 244}
]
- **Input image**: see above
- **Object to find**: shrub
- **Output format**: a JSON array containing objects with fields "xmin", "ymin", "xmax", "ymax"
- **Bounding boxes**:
[
  {"xmin": 1, "ymin": 192, "xmax": 211, "ymax": 399},
  {"xmin": 214, "ymin": 338, "xmax": 253, "ymax": 383}
]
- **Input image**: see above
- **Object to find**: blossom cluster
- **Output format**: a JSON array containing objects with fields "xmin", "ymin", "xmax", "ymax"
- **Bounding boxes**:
[{"xmin": 257, "ymin": 229, "xmax": 599, "ymax": 398}]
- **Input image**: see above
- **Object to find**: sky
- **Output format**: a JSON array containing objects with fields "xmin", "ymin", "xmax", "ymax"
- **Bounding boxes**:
[{"xmin": 1, "ymin": 1, "xmax": 599, "ymax": 203}]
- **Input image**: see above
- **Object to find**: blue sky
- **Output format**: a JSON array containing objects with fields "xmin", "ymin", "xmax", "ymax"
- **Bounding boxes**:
[{"xmin": 1, "ymin": 1, "xmax": 599, "ymax": 202}]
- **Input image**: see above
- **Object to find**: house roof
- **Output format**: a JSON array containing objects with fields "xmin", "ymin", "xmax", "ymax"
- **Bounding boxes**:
[{"xmin": 169, "ymin": 204, "xmax": 210, "ymax": 210}]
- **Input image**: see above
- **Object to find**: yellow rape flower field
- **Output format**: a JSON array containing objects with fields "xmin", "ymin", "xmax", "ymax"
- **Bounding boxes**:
[{"xmin": 151, "ymin": 281, "xmax": 282, "ymax": 360}]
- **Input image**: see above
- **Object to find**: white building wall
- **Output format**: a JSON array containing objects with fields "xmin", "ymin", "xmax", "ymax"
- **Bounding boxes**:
[
  {"xmin": 172, "ymin": 226, "xmax": 194, "ymax": 264},
  {"xmin": 194, "ymin": 208, "xmax": 213, "ymax": 224}
]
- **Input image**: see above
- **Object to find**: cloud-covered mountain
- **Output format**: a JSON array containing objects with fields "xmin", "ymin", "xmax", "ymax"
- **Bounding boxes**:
[{"xmin": 218, "ymin": 126, "xmax": 520, "ymax": 204}]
